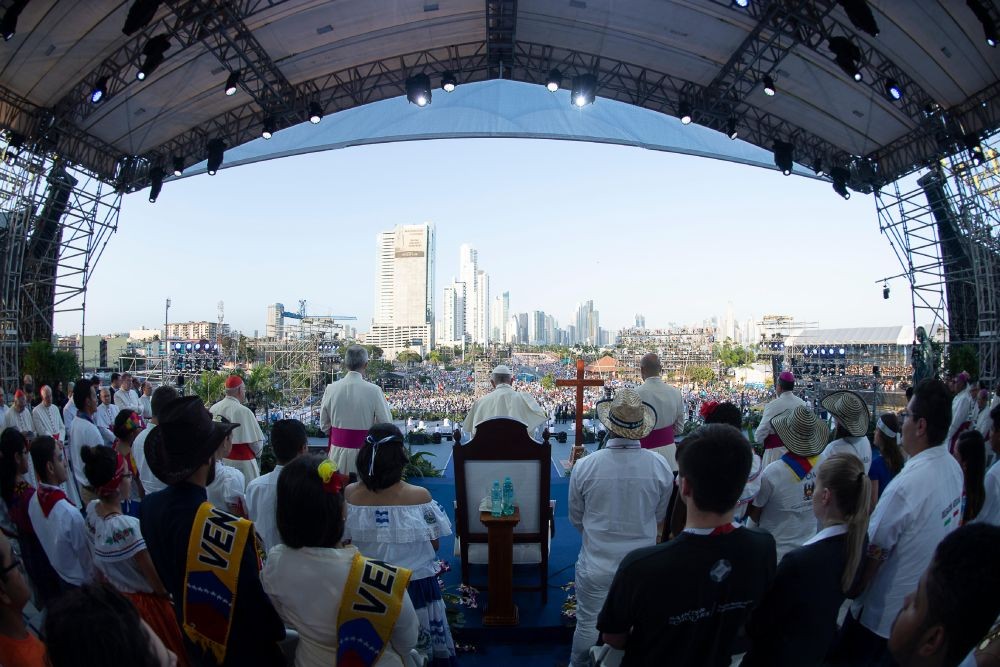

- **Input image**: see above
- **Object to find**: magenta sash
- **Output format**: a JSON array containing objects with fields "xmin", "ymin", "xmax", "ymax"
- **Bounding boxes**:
[
  {"xmin": 640, "ymin": 425, "xmax": 675, "ymax": 449},
  {"xmin": 764, "ymin": 433, "xmax": 784, "ymax": 450},
  {"xmin": 328, "ymin": 427, "xmax": 368, "ymax": 450}
]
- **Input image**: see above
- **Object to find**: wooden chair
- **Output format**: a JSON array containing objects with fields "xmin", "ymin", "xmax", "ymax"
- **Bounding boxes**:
[{"xmin": 453, "ymin": 418, "xmax": 554, "ymax": 602}]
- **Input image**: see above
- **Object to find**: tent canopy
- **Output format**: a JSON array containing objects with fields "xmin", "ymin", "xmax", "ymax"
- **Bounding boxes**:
[{"xmin": 1, "ymin": 1, "xmax": 998, "ymax": 190}]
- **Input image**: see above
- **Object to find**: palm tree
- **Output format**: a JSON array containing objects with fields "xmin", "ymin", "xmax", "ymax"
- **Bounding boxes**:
[{"xmin": 192, "ymin": 371, "xmax": 225, "ymax": 406}]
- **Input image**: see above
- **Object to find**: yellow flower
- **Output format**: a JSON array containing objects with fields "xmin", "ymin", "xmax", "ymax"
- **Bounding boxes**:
[{"xmin": 317, "ymin": 459, "xmax": 337, "ymax": 484}]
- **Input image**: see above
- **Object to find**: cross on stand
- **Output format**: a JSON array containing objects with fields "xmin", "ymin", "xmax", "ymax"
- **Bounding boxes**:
[{"xmin": 556, "ymin": 358, "xmax": 605, "ymax": 469}]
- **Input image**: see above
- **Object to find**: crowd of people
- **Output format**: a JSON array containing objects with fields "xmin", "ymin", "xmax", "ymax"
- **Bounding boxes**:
[{"xmin": 0, "ymin": 348, "xmax": 999, "ymax": 667}]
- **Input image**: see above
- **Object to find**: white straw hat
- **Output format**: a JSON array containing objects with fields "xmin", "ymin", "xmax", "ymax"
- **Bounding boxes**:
[
  {"xmin": 770, "ymin": 405, "xmax": 828, "ymax": 458},
  {"xmin": 821, "ymin": 390, "xmax": 871, "ymax": 438},
  {"xmin": 595, "ymin": 388, "xmax": 657, "ymax": 440}
]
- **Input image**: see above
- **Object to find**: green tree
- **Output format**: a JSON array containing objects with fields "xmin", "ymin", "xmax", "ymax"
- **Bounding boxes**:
[
  {"xmin": 22, "ymin": 340, "xmax": 80, "ymax": 390},
  {"xmin": 946, "ymin": 344, "xmax": 979, "ymax": 381},
  {"xmin": 245, "ymin": 364, "xmax": 280, "ymax": 406},
  {"xmin": 541, "ymin": 373, "xmax": 555, "ymax": 389},
  {"xmin": 427, "ymin": 350, "xmax": 442, "ymax": 365},
  {"xmin": 689, "ymin": 366, "xmax": 716, "ymax": 385},
  {"xmin": 397, "ymin": 349, "xmax": 422, "ymax": 364},
  {"xmin": 192, "ymin": 371, "xmax": 225, "ymax": 406},
  {"xmin": 365, "ymin": 358, "xmax": 394, "ymax": 382}
]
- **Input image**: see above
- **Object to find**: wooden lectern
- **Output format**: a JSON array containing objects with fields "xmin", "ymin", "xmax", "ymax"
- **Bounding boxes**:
[{"xmin": 480, "ymin": 508, "xmax": 520, "ymax": 626}]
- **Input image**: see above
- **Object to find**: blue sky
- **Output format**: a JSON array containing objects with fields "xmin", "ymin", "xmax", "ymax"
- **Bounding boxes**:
[{"xmin": 55, "ymin": 136, "xmax": 913, "ymax": 338}]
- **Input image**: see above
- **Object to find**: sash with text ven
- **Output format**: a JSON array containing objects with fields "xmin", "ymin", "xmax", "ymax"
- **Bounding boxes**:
[
  {"xmin": 183, "ymin": 502, "xmax": 253, "ymax": 663},
  {"xmin": 337, "ymin": 552, "xmax": 412, "ymax": 666}
]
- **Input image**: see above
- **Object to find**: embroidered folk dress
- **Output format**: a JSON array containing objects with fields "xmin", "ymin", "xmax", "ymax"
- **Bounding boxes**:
[
  {"xmin": 261, "ymin": 544, "xmax": 418, "ymax": 667},
  {"xmin": 344, "ymin": 501, "xmax": 457, "ymax": 666}
]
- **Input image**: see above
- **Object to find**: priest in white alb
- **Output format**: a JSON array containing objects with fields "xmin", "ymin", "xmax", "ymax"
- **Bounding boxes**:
[
  {"xmin": 754, "ymin": 370, "xmax": 807, "ymax": 467},
  {"xmin": 3, "ymin": 389, "xmax": 33, "ymax": 434},
  {"xmin": 32, "ymin": 385, "xmax": 66, "ymax": 443},
  {"xmin": 320, "ymin": 345, "xmax": 392, "ymax": 476},
  {"xmin": 634, "ymin": 353, "xmax": 686, "ymax": 471},
  {"xmin": 462, "ymin": 365, "xmax": 548, "ymax": 438},
  {"xmin": 210, "ymin": 375, "xmax": 265, "ymax": 488}
]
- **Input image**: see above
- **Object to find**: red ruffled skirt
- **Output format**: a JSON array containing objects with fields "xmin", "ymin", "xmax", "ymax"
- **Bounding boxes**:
[{"xmin": 126, "ymin": 592, "xmax": 190, "ymax": 667}]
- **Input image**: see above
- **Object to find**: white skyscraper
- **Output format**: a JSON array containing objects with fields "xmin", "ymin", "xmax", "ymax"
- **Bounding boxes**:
[
  {"xmin": 574, "ymin": 300, "xmax": 600, "ymax": 345},
  {"xmin": 440, "ymin": 280, "xmax": 466, "ymax": 346},
  {"xmin": 723, "ymin": 302, "xmax": 736, "ymax": 341},
  {"xmin": 266, "ymin": 303, "xmax": 284, "ymax": 339},
  {"xmin": 374, "ymin": 231, "xmax": 396, "ymax": 325},
  {"xmin": 368, "ymin": 223, "xmax": 435, "ymax": 358},
  {"xmin": 475, "ymin": 269, "xmax": 489, "ymax": 344},
  {"xmin": 490, "ymin": 291, "xmax": 509, "ymax": 342},
  {"xmin": 459, "ymin": 244, "xmax": 478, "ymax": 341}
]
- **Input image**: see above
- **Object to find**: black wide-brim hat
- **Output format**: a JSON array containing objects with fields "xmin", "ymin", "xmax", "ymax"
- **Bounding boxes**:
[{"xmin": 146, "ymin": 396, "xmax": 239, "ymax": 485}]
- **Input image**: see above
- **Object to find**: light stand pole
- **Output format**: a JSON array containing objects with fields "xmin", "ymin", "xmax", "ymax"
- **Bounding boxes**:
[{"xmin": 164, "ymin": 298, "xmax": 171, "ymax": 387}]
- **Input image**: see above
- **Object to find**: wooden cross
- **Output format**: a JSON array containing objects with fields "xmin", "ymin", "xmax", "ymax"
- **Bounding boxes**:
[{"xmin": 556, "ymin": 358, "xmax": 605, "ymax": 464}]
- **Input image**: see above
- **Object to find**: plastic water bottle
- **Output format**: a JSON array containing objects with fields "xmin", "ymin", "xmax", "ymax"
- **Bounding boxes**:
[
  {"xmin": 502, "ymin": 476, "xmax": 515, "ymax": 516},
  {"xmin": 491, "ymin": 480, "xmax": 502, "ymax": 517}
]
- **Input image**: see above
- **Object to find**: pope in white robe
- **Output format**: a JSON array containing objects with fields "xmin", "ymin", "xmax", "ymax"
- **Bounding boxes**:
[
  {"xmin": 754, "ymin": 371, "xmax": 808, "ymax": 467},
  {"xmin": 634, "ymin": 354, "xmax": 686, "ymax": 471},
  {"xmin": 32, "ymin": 386, "xmax": 66, "ymax": 443},
  {"xmin": 319, "ymin": 346, "xmax": 393, "ymax": 477},
  {"xmin": 210, "ymin": 376, "xmax": 265, "ymax": 489},
  {"xmin": 462, "ymin": 365, "xmax": 547, "ymax": 439}
]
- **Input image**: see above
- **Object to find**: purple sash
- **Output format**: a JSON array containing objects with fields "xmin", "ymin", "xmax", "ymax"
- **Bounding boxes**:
[
  {"xmin": 764, "ymin": 433, "xmax": 785, "ymax": 450},
  {"xmin": 328, "ymin": 427, "xmax": 368, "ymax": 450},
  {"xmin": 640, "ymin": 425, "xmax": 675, "ymax": 449}
]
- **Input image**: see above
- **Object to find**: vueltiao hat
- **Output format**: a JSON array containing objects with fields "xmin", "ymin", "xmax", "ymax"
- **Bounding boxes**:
[
  {"xmin": 145, "ymin": 396, "xmax": 239, "ymax": 485},
  {"xmin": 821, "ymin": 390, "xmax": 871, "ymax": 438},
  {"xmin": 595, "ymin": 387, "xmax": 657, "ymax": 440},
  {"xmin": 770, "ymin": 405, "xmax": 828, "ymax": 458}
]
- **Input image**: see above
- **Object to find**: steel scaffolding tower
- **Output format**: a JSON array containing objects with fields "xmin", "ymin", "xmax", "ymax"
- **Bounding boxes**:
[
  {"xmin": 0, "ymin": 134, "xmax": 120, "ymax": 394},
  {"xmin": 877, "ymin": 138, "xmax": 1000, "ymax": 384}
]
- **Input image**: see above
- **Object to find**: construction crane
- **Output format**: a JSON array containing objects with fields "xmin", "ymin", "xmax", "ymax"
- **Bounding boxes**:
[{"xmin": 280, "ymin": 300, "xmax": 357, "ymax": 322}]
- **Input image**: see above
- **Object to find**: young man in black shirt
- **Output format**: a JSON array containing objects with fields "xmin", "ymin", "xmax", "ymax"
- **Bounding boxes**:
[{"xmin": 598, "ymin": 423, "xmax": 777, "ymax": 666}]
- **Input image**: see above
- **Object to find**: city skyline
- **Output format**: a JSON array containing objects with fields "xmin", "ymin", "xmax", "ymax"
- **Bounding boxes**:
[{"xmin": 56, "ymin": 139, "xmax": 914, "ymax": 338}]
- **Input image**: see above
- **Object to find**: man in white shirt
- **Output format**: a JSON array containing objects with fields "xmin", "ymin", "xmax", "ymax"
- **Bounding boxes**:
[
  {"xmin": 139, "ymin": 381, "xmax": 153, "ymax": 419},
  {"xmin": 462, "ymin": 365, "xmax": 547, "ymax": 438},
  {"xmin": 210, "ymin": 376, "xmax": 265, "ymax": 488},
  {"xmin": 569, "ymin": 388, "xmax": 671, "ymax": 667},
  {"xmin": 93, "ymin": 388, "xmax": 119, "ymax": 446},
  {"xmin": 975, "ymin": 389, "xmax": 992, "ymax": 439},
  {"xmin": 320, "ymin": 345, "xmax": 393, "ymax": 476},
  {"xmin": 113, "ymin": 372, "xmax": 139, "ymax": 412},
  {"xmin": 754, "ymin": 371, "xmax": 807, "ymax": 467},
  {"xmin": 829, "ymin": 379, "xmax": 964, "ymax": 665},
  {"xmin": 974, "ymin": 404, "xmax": 1000, "ymax": 526},
  {"xmin": 3, "ymin": 389, "xmax": 33, "ymax": 434},
  {"xmin": 818, "ymin": 390, "xmax": 873, "ymax": 474},
  {"xmin": 131, "ymin": 385, "xmax": 178, "ymax": 496},
  {"xmin": 634, "ymin": 353, "xmax": 686, "ymax": 471},
  {"xmin": 27, "ymin": 436, "xmax": 92, "ymax": 588},
  {"xmin": 246, "ymin": 419, "xmax": 308, "ymax": 553},
  {"xmin": 67, "ymin": 380, "xmax": 105, "ymax": 508},
  {"xmin": 946, "ymin": 371, "xmax": 974, "ymax": 449},
  {"xmin": 32, "ymin": 385, "xmax": 66, "ymax": 443},
  {"xmin": 62, "ymin": 381, "xmax": 75, "ymax": 433}
]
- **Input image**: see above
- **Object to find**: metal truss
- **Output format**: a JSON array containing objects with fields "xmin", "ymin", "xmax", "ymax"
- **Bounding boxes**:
[
  {"xmin": 255, "ymin": 337, "xmax": 323, "ymax": 408},
  {"xmin": 0, "ymin": 134, "xmax": 121, "ymax": 395},
  {"xmin": 486, "ymin": 0, "xmax": 517, "ymax": 79},
  {"xmin": 876, "ymin": 133, "xmax": 1000, "ymax": 383}
]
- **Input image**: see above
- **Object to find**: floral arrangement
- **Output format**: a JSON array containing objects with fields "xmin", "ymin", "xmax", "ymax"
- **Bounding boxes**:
[
  {"xmin": 435, "ymin": 560, "xmax": 479, "ymax": 652},
  {"xmin": 561, "ymin": 581, "xmax": 577, "ymax": 624}
]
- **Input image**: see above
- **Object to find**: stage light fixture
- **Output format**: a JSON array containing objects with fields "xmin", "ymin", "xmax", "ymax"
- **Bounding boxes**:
[
  {"xmin": 762, "ymin": 74, "xmax": 776, "ymax": 96},
  {"xmin": 137, "ymin": 34, "xmax": 171, "ymax": 81},
  {"xmin": 1, "ymin": 0, "xmax": 30, "ymax": 41},
  {"xmin": 441, "ymin": 71, "xmax": 458, "ymax": 92},
  {"xmin": 206, "ymin": 138, "xmax": 225, "ymax": 175},
  {"xmin": 224, "ymin": 70, "xmax": 240, "ymax": 96},
  {"xmin": 772, "ymin": 140, "xmax": 794, "ymax": 175},
  {"xmin": 831, "ymin": 166, "xmax": 851, "ymax": 199},
  {"xmin": 838, "ymin": 0, "xmax": 879, "ymax": 37},
  {"xmin": 262, "ymin": 116, "xmax": 275, "ymax": 140},
  {"xmin": 123, "ymin": 0, "xmax": 161, "ymax": 35},
  {"xmin": 727, "ymin": 117, "xmax": 739, "ymax": 140},
  {"xmin": 406, "ymin": 74, "xmax": 431, "ymax": 106},
  {"xmin": 148, "ymin": 166, "xmax": 163, "ymax": 203},
  {"xmin": 171, "ymin": 155, "xmax": 184, "ymax": 177},
  {"xmin": 571, "ymin": 74, "xmax": 597, "ymax": 107},
  {"xmin": 829, "ymin": 36, "xmax": 863, "ymax": 81},
  {"xmin": 812, "ymin": 157, "xmax": 824, "ymax": 176},
  {"xmin": 546, "ymin": 69, "xmax": 562, "ymax": 92},
  {"xmin": 185, "ymin": 343, "xmax": 193, "ymax": 352},
  {"xmin": 964, "ymin": 134, "xmax": 985, "ymax": 166},
  {"xmin": 884, "ymin": 78, "xmax": 902, "ymax": 101},
  {"xmin": 678, "ymin": 102, "xmax": 693, "ymax": 125},
  {"xmin": 968, "ymin": 0, "xmax": 999, "ymax": 46},
  {"xmin": 90, "ymin": 76, "xmax": 109, "ymax": 104},
  {"xmin": 883, "ymin": 283, "xmax": 890, "ymax": 299},
  {"xmin": 733, "ymin": 0, "xmax": 749, "ymax": 7},
  {"xmin": 308, "ymin": 102, "xmax": 324, "ymax": 123}
]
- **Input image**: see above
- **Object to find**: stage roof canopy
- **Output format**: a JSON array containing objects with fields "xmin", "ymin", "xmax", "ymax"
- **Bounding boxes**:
[{"xmin": 1, "ymin": 0, "xmax": 999, "ymax": 192}]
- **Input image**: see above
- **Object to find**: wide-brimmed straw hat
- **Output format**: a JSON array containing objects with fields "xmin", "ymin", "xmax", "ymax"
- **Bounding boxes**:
[
  {"xmin": 595, "ymin": 388, "xmax": 657, "ymax": 440},
  {"xmin": 771, "ymin": 406, "xmax": 828, "ymax": 458},
  {"xmin": 821, "ymin": 390, "xmax": 871, "ymax": 437},
  {"xmin": 146, "ymin": 396, "xmax": 239, "ymax": 485}
]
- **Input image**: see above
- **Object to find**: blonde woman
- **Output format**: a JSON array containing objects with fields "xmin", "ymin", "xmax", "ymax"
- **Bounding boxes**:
[{"xmin": 743, "ymin": 453, "xmax": 872, "ymax": 666}]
